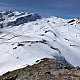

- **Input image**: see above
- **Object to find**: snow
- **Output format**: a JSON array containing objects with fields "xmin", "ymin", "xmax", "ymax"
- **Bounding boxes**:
[
  {"xmin": 0, "ymin": 11, "xmax": 80, "ymax": 75},
  {"xmin": 0, "ymin": 11, "xmax": 41, "ymax": 28}
]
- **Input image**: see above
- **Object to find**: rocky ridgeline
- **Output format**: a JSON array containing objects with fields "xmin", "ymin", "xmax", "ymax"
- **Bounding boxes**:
[{"xmin": 0, "ymin": 58, "xmax": 80, "ymax": 80}]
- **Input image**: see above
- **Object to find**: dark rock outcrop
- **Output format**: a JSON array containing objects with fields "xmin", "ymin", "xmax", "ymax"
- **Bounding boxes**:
[{"xmin": 0, "ymin": 11, "xmax": 41, "ymax": 28}]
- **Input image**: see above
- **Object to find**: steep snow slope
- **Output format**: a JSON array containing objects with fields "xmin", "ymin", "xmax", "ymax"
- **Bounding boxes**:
[{"xmin": 0, "ymin": 11, "xmax": 80, "ymax": 75}]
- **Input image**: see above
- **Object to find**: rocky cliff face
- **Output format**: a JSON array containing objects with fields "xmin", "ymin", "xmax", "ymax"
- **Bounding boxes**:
[{"xmin": 0, "ymin": 11, "xmax": 41, "ymax": 28}]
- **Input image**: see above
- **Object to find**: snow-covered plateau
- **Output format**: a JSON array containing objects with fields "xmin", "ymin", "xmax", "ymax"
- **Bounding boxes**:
[{"xmin": 0, "ymin": 11, "xmax": 80, "ymax": 75}]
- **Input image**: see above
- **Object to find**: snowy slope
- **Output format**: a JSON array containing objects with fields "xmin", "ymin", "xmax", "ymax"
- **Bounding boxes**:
[{"xmin": 0, "ymin": 11, "xmax": 80, "ymax": 75}]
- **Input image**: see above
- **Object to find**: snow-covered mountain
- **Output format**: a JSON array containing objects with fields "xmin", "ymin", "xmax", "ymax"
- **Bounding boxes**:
[
  {"xmin": 0, "ymin": 10, "xmax": 41, "ymax": 28},
  {"xmin": 0, "ymin": 11, "xmax": 80, "ymax": 75}
]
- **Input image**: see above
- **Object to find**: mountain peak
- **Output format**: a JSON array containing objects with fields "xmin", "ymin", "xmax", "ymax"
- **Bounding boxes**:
[
  {"xmin": 0, "ymin": 11, "xmax": 41, "ymax": 28},
  {"xmin": 0, "ymin": 11, "xmax": 80, "ymax": 75}
]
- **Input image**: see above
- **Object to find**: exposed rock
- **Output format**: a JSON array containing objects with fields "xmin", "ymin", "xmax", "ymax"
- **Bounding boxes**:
[
  {"xmin": 0, "ymin": 11, "xmax": 41, "ymax": 28},
  {"xmin": 0, "ymin": 58, "xmax": 79, "ymax": 80}
]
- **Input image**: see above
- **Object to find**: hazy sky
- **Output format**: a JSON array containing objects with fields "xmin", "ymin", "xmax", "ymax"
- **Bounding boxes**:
[{"xmin": 0, "ymin": 0, "xmax": 80, "ymax": 18}]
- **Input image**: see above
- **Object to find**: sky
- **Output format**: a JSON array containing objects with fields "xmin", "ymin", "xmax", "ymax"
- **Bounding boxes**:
[{"xmin": 0, "ymin": 0, "xmax": 80, "ymax": 18}]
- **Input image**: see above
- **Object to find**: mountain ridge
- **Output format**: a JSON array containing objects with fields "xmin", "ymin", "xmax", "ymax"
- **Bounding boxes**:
[
  {"xmin": 0, "ymin": 10, "xmax": 41, "ymax": 28},
  {"xmin": 0, "ymin": 11, "xmax": 80, "ymax": 76}
]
